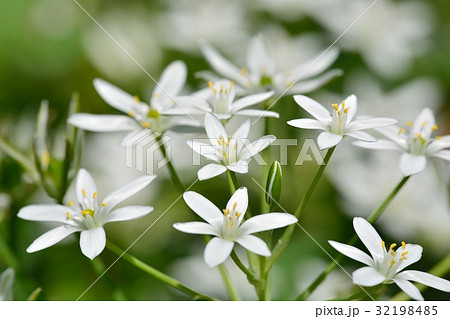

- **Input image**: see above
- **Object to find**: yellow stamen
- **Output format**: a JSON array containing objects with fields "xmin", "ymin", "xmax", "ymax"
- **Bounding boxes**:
[
  {"xmin": 233, "ymin": 202, "xmax": 237, "ymax": 210},
  {"xmin": 431, "ymin": 124, "xmax": 439, "ymax": 131},
  {"xmin": 141, "ymin": 122, "xmax": 150, "ymax": 129},
  {"xmin": 400, "ymin": 256, "xmax": 407, "ymax": 261},
  {"xmin": 101, "ymin": 203, "xmax": 107, "ymax": 207},
  {"xmin": 390, "ymin": 243, "xmax": 397, "ymax": 251},
  {"xmin": 208, "ymin": 81, "xmax": 217, "ymax": 94},
  {"xmin": 93, "ymin": 191, "xmax": 98, "ymax": 199},
  {"xmin": 285, "ymin": 80, "xmax": 293, "ymax": 87},
  {"xmin": 81, "ymin": 189, "xmax": 86, "ymax": 197},
  {"xmin": 342, "ymin": 100, "xmax": 346, "ymax": 108},
  {"xmin": 421, "ymin": 121, "xmax": 429, "ymax": 128},
  {"xmin": 133, "ymin": 96, "xmax": 140, "ymax": 103},
  {"xmin": 381, "ymin": 241, "xmax": 386, "ymax": 250},
  {"xmin": 401, "ymin": 251, "xmax": 408, "ymax": 257},
  {"xmin": 222, "ymin": 208, "xmax": 229, "ymax": 215},
  {"xmin": 219, "ymin": 84, "xmax": 224, "ymax": 94},
  {"xmin": 401, "ymin": 241, "xmax": 406, "ymax": 249},
  {"xmin": 398, "ymin": 128, "xmax": 405, "ymax": 134},
  {"xmin": 406, "ymin": 121, "xmax": 413, "ymax": 127},
  {"xmin": 240, "ymin": 67, "xmax": 248, "ymax": 76},
  {"xmin": 332, "ymin": 103, "xmax": 339, "ymax": 111},
  {"xmin": 435, "ymin": 136, "xmax": 442, "ymax": 140},
  {"xmin": 235, "ymin": 212, "xmax": 241, "ymax": 218},
  {"xmin": 391, "ymin": 260, "xmax": 396, "ymax": 266},
  {"xmin": 68, "ymin": 200, "xmax": 74, "ymax": 207},
  {"xmin": 153, "ymin": 93, "xmax": 161, "ymax": 98},
  {"xmin": 415, "ymin": 133, "xmax": 425, "ymax": 143},
  {"xmin": 66, "ymin": 212, "xmax": 72, "ymax": 220}
]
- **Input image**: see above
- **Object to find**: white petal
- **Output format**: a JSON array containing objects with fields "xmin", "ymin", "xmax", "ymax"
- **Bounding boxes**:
[
  {"xmin": 293, "ymin": 95, "xmax": 330, "ymax": 121},
  {"xmin": 353, "ymin": 139, "xmax": 401, "ymax": 151},
  {"xmin": 246, "ymin": 35, "xmax": 275, "ymax": 76},
  {"xmin": 199, "ymin": 41, "xmax": 248, "ymax": 87},
  {"xmin": 174, "ymin": 96, "xmax": 211, "ymax": 113},
  {"xmin": 204, "ymin": 113, "xmax": 227, "ymax": 146},
  {"xmin": 393, "ymin": 278, "xmax": 423, "ymax": 301},
  {"xmin": 93, "ymin": 78, "xmax": 136, "ymax": 113},
  {"xmin": 232, "ymin": 119, "xmax": 251, "ymax": 141},
  {"xmin": 236, "ymin": 235, "xmax": 271, "ymax": 256},
  {"xmin": 433, "ymin": 150, "xmax": 450, "ymax": 162},
  {"xmin": 151, "ymin": 61, "xmax": 187, "ymax": 108},
  {"xmin": 317, "ymin": 131, "xmax": 343, "ymax": 150},
  {"xmin": 187, "ymin": 140, "xmax": 220, "ymax": 162},
  {"xmin": 105, "ymin": 206, "xmax": 153, "ymax": 223},
  {"xmin": 232, "ymin": 91, "xmax": 274, "ymax": 112},
  {"xmin": 287, "ymin": 118, "xmax": 327, "ymax": 130},
  {"xmin": 353, "ymin": 217, "xmax": 385, "ymax": 264},
  {"xmin": 76, "ymin": 169, "xmax": 98, "ymax": 206},
  {"xmin": 395, "ymin": 244, "xmax": 423, "ymax": 272},
  {"xmin": 343, "ymin": 95, "xmax": 357, "ymax": 124},
  {"xmin": 375, "ymin": 126, "xmax": 409, "ymax": 150},
  {"xmin": 234, "ymin": 109, "xmax": 279, "ymax": 118},
  {"xmin": 328, "ymin": 241, "xmax": 374, "ymax": 267},
  {"xmin": 240, "ymin": 135, "xmax": 276, "ymax": 160},
  {"xmin": 289, "ymin": 48, "xmax": 339, "ymax": 80},
  {"xmin": 412, "ymin": 108, "xmax": 435, "ymax": 135},
  {"xmin": 399, "ymin": 153, "xmax": 427, "ymax": 176},
  {"xmin": 68, "ymin": 114, "xmax": 138, "ymax": 132},
  {"xmin": 240, "ymin": 213, "xmax": 297, "ymax": 235},
  {"xmin": 27, "ymin": 225, "xmax": 80, "ymax": 253},
  {"xmin": 286, "ymin": 69, "xmax": 343, "ymax": 94},
  {"xmin": 396, "ymin": 271, "xmax": 450, "ymax": 292},
  {"xmin": 426, "ymin": 135, "xmax": 450, "ymax": 154},
  {"xmin": 197, "ymin": 163, "xmax": 227, "ymax": 180},
  {"xmin": 226, "ymin": 187, "xmax": 248, "ymax": 226},
  {"xmin": 227, "ymin": 160, "xmax": 249, "ymax": 174},
  {"xmin": 345, "ymin": 130, "xmax": 377, "ymax": 142},
  {"xmin": 183, "ymin": 191, "xmax": 223, "ymax": 226},
  {"xmin": 204, "ymin": 237, "xmax": 234, "ymax": 268},
  {"xmin": 102, "ymin": 175, "xmax": 156, "ymax": 210},
  {"xmin": 352, "ymin": 267, "xmax": 385, "ymax": 286},
  {"xmin": 18, "ymin": 204, "xmax": 75, "ymax": 223},
  {"xmin": 173, "ymin": 222, "xmax": 219, "ymax": 236},
  {"xmin": 80, "ymin": 227, "xmax": 106, "ymax": 260},
  {"xmin": 347, "ymin": 118, "xmax": 397, "ymax": 131}
]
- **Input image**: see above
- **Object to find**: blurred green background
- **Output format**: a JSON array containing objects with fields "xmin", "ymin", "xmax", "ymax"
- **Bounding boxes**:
[{"xmin": 0, "ymin": 0, "xmax": 449, "ymax": 301}]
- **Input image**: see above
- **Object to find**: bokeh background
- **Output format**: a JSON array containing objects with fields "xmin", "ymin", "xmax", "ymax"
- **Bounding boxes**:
[{"xmin": 0, "ymin": 0, "xmax": 449, "ymax": 300}]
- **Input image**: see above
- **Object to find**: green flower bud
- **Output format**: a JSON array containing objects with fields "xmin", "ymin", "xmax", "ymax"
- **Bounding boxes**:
[{"xmin": 265, "ymin": 161, "xmax": 282, "ymax": 206}]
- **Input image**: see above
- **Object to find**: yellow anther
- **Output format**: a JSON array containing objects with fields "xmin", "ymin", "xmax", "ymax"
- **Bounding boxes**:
[
  {"xmin": 332, "ymin": 103, "xmax": 339, "ymax": 111},
  {"xmin": 66, "ymin": 212, "xmax": 72, "ymax": 220},
  {"xmin": 68, "ymin": 200, "xmax": 74, "ymax": 207},
  {"xmin": 342, "ymin": 100, "xmax": 346, "ymax": 108},
  {"xmin": 233, "ymin": 202, "xmax": 237, "ymax": 210},
  {"xmin": 41, "ymin": 150, "xmax": 50, "ymax": 166},
  {"xmin": 435, "ymin": 136, "xmax": 442, "ymax": 140},
  {"xmin": 230, "ymin": 220, "xmax": 234, "ymax": 227},
  {"xmin": 391, "ymin": 260, "xmax": 396, "ymax": 266},
  {"xmin": 343, "ymin": 107, "xmax": 349, "ymax": 114},
  {"xmin": 235, "ymin": 212, "xmax": 241, "ymax": 218},
  {"xmin": 208, "ymin": 81, "xmax": 217, "ymax": 94},
  {"xmin": 431, "ymin": 124, "xmax": 439, "ymax": 131},
  {"xmin": 415, "ymin": 133, "xmax": 425, "ymax": 143},
  {"xmin": 223, "ymin": 208, "xmax": 230, "ymax": 215},
  {"xmin": 93, "ymin": 191, "xmax": 98, "ymax": 199},
  {"xmin": 398, "ymin": 128, "xmax": 405, "ymax": 135},
  {"xmin": 390, "ymin": 243, "xmax": 397, "ymax": 251},
  {"xmin": 133, "ymin": 95, "xmax": 141, "ymax": 103},
  {"xmin": 401, "ymin": 241, "xmax": 406, "ymax": 249},
  {"xmin": 401, "ymin": 251, "xmax": 408, "ymax": 257},
  {"xmin": 406, "ymin": 121, "xmax": 413, "ymax": 127},
  {"xmin": 421, "ymin": 121, "xmax": 429, "ymax": 128},
  {"xmin": 229, "ymin": 81, "xmax": 234, "ymax": 89},
  {"xmin": 128, "ymin": 111, "xmax": 135, "ymax": 117},
  {"xmin": 101, "ymin": 203, "xmax": 107, "ymax": 207},
  {"xmin": 240, "ymin": 67, "xmax": 249, "ymax": 76},
  {"xmin": 400, "ymin": 256, "xmax": 407, "ymax": 261},
  {"xmin": 81, "ymin": 189, "xmax": 86, "ymax": 197},
  {"xmin": 219, "ymin": 84, "xmax": 224, "ymax": 94},
  {"xmin": 153, "ymin": 93, "xmax": 161, "ymax": 98},
  {"xmin": 141, "ymin": 122, "xmax": 151, "ymax": 129},
  {"xmin": 81, "ymin": 209, "xmax": 94, "ymax": 217},
  {"xmin": 381, "ymin": 241, "xmax": 386, "ymax": 250}
]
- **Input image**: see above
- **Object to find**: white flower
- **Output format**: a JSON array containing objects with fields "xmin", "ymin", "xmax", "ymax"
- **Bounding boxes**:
[
  {"xmin": 0, "ymin": 268, "xmax": 14, "ymax": 301},
  {"xmin": 287, "ymin": 94, "xmax": 397, "ymax": 150},
  {"xmin": 68, "ymin": 61, "xmax": 193, "ymax": 134},
  {"xmin": 18, "ymin": 169, "xmax": 155, "ymax": 260},
  {"xmin": 354, "ymin": 108, "xmax": 450, "ymax": 176},
  {"xmin": 188, "ymin": 113, "xmax": 275, "ymax": 180},
  {"xmin": 329, "ymin": 217, "xmax": 450, "ymax": 301},
  {"xmin": 178, "ymin": 79, "xmax": 279, "ymax": 120},
  {"xmin": 174, "ymin": 187, "xmax": 297, "ymax": 268},
  {"xmin": 200, "ymin": 34, "xmax": 341, "ymax": 95}
]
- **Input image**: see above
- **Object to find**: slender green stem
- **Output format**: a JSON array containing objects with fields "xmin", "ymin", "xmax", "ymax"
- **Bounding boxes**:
[
  {"xmin": 295, "ymin": 176, "xmax": 411, "ymax": 301},
  {"xmin": 226, "ymin": 170, "xmax": 239, "ymax": 195},
  {"xmin": 106, "ymin": 241, "xmax": 217, "ymax": 300},
  {"xmin": 157, "ymin": 135, "xmax": 185, "ymax": 194},
  {"xmin": 265, "ymin": 146, "xmax": 336, "ymax": 273},
  {"xmin": 328, "ymin": 285, "xmax": 383, "ymax": 301},
  {"xmin": 230, "ymin": 251, "xmax": 265, "ymax": 300},
  {"xmin": 91, "ymin": 257, "xmax": 127, "ymax": 301},
  {"xmin": 390, "ymin": 253, "xmax": 450, "ymax": 301},
  {"xmin": 217, "ymin": 264, "xmax": 240, "ymax": 301}
]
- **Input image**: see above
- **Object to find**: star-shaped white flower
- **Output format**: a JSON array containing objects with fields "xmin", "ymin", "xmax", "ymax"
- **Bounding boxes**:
[
  {"xmin": 178, "ymin": 79, "xmax": 279, "ymax": 120},
  {"xmin": 0, "ymin": 268, "xmax": 14, "ymax": 301},
  {"xmin": 354, "ymin": 108, "xmax": 450, "ymax": 176},
  {"xmin": 200, "ymin": 35, "xmax": 341, "ymax": 95},
  {"xmin": 18, "ymin": 169, "xmax": 155, "ymax": 260},
  {"xmin": 329, "ymin": 217, "xmax": 450, "ymax": 301},
  {"xmin": 287, "ymin": 94, "xmax": 397, "ymax": 150},
  {"xmin": 174, "ymin": 187, "xmax": 297, "ymax": 268},
  {"xmin": 188, "ymin": 113, "xmax": 275, "ymax": 180},
  {"xmin": 68, "ymin": 60, "xmax": 193, "ymax": 134}
]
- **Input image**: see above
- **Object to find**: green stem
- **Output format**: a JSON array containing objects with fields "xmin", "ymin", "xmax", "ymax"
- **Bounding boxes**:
[
  {"xmin": 217, "ymin": 264, "xmax": 240, "ymax": 301},
  {"xmin": 106, "ymin": 241, "xmax": 217, "ymax": 301},
  {"xmin": 295, "ymin": 176, "xmax": 411, "ymax": 301},
  {"xmin": 91, "ymin": 257, "xmax": 128, "ymax": 301},
  {"xmin": 226, "ymin": 170, "xmax": 239, "ymax": 195},
  {"xmin": 230, "ymin": 251, "xmax": 265, "ymax": 300},
  {"xmin": 391, "ymin": 253, "xmax": 450, "ymax": 301},
  {"xmin": 157, "ymin": 135, "xmax": 185, "ymax": 194},
  {"xmin": 265, "ymin": 146, "xmax": 336, "ymax": 273},
  {"xmin": 328, "ymin": 285, "xmax": 383, "ymax": 301}
]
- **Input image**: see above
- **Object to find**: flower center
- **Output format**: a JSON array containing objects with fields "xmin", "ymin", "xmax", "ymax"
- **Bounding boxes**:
[
  {"xmin": 208, "ymin": 81, "xmax": 234, "ymax": 114},
  {"xmin": 379, "ymin": 240, "xmax": 409, "ymax": 280},
  {"xmin": 222, "ymin": 201, "xmax": 242, "ymax": 241},
  {"xmin": 330, "ymin": 100, "xmax": 349, "ymax": 135},
  {"xmin": 398, "ymin": 120, "xmax": 440, "ymax": 155},
  {"xmin": 65, "ymin": 189, "xmax": 107, "ymax": 228},
  {"xmin": 216, "ymin": 135, "xmax": 238, "ymax": 165}
]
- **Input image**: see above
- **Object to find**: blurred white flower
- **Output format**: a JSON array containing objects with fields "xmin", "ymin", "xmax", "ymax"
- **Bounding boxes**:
[
  {"xmin": 18, "ymin": 169, "xmax": 155, "ymax": 260},
  {"xmin": 329, "ymin": 217, "xmax": 450, "ymax": 301},
  {"xmin": 188, "ymin": 113, "xmax": 275, "ymax": 180},
  {"xmin": 180, "ymin": 79, "xmax": 278, "ymax": 120},
  {"xmin": 200, "ymin": 34, "xmax": 341, "ymax": 96},
  {"xmin": 287, "ymin": 94, "xmax": 396, "ymax": 150},
  {"xmin": 0, "ymin": 268, "xmax": 14, "ymax": 301},
  {"xmin": 355, "ymin": 108, "xmax": 450, "ymax": 176},
  {"xmin": 174, "ymin": 187, "xmax": 297, "ymax": 268}
]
